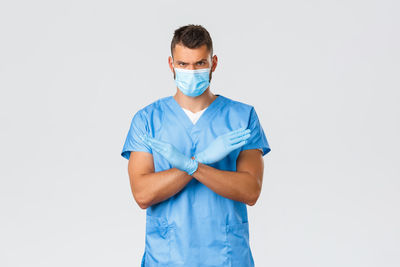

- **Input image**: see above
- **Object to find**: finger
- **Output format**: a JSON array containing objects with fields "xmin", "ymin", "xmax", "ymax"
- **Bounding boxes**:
[
  {"xmin": 151, "ymin": 145, "xmax": 165, "ymax": 155},
  {"xmin": 223, "ymin": 127, "xmax": 245, "ymax": 137},
  {"xmin": 141, "ymin": 136, "xmax": 161, "ymax": 150},
  {"xmin": 145, "ymin": 137, "xmax": 175, "ymax": 156},
  {"xmin": 230, "ymin": 140, "xmax": 247, "ymax": 150},
  {"xmin": 143, "ymin": 138, "xmax": 157, "ymax": 150},
  {"xmin": 228, "ymin": 127, "xmax": 250, "ymax": 136},
  {"xmin": 226, "ymin": 127, "xmax": 247, "ymax": 137},
  {"xmin": 230, "ymin": 133, "xmax": 251, "ymax": 145},
  {"xmin": 145, "ymin": 136, "xmax": 168, "ymax": 147},
  {"xmin": 148, "ymin": 141, "xmax": 166, "ymax": 153},
  {"xmin": 139, "ymin": 135, "xmax": 153, "ymax": 148},
  {"xmin": 138, "ymin": 133, "xmax": 147, "ymax": 142},
  {"xmin": 141, "ymin": 136, "xmax": 153, "ymax": 148},
  {"xmin": 229, "ymin": 129, "xmax": 251, "ymax": 140}
]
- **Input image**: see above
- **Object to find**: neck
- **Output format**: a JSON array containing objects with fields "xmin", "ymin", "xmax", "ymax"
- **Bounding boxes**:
[{"xmin": 173, "ymin": 88, "xmax": 218, "ymax": 113}]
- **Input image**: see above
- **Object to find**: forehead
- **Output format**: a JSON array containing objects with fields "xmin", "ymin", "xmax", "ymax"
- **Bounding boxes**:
[{"xmin": 172, "ymin": 43, "xmax": 211, "ymax": 62}]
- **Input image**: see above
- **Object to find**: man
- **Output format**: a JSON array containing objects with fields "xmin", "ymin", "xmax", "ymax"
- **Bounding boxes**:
[{"xmin": 121, "ymin": 24, "xmax": 271, "ymax": 267}]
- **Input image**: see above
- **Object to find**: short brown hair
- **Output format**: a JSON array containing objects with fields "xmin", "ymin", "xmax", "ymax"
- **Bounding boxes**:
[{"xmin": 170, "ymin": 24, "xmax": 213, "ymax": 58}]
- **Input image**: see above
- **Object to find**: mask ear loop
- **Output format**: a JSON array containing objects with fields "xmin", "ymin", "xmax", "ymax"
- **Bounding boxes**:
[
  {"xmin": 171, "ymin": 57, "xmax": 177, "ymax": 79},
  {"xmin": 208, "ymin": 57, "xmax": 213, "ymax": 82}
]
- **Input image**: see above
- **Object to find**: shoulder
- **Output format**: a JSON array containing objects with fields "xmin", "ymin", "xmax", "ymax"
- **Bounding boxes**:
[
  {"xmin": 219, "ymin": 95, "xmax": 255, "ymax": 115},
  {"xmin": 132, "ymin": 96, "xmax": 170, "ymax": 120}
]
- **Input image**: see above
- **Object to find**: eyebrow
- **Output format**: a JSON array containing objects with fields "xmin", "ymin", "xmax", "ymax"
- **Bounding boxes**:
[{"xmin": 176, "ymin": 59, "xmax": 208, "ymax": 64}]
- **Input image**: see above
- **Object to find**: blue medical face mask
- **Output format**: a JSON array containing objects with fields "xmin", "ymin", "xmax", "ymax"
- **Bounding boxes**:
[{"xmin": 173, "ymin": 65, "xmax": 211, "ymax": 97}]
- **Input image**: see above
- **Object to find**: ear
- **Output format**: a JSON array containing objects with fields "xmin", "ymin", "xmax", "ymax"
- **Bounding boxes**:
[
  {"xmin": 168, "ymin": 56, "xmax": 176, "ymax": 78},
  {"xmin": 168, "ymin": 56, "xmax": 174, "ymax": 72},
  {"xmin": 211, "ymin": 55, "xmax": 218, "ymax": 72}
]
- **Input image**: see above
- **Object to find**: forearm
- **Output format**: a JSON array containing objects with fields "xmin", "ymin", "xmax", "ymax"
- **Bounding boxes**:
[
  {"xmin": 136, "ymin": 168, "xmax": 192, "ymax": 209},
  {"xmin": 191, "ymin": 162, "xmax": 260, "ymax": 205}
]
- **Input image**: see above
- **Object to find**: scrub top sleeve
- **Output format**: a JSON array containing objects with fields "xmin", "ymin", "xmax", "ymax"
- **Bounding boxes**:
[
  {"xmin": 241, "ymin": 107, "xmax": 271, "ymax": 156},
  {"xmin": 121, "ymin": 110, "xmax": 152, "ymax": 160}
]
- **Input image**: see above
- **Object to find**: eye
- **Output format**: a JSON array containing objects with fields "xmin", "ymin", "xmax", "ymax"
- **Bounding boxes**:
[
  {"xmin": 196, "ymin": 62, "xmax": 206, "ymax": 65},
  {"xmin": 178, "ymin": 62, "xmax": 186, "ymax": 66}
]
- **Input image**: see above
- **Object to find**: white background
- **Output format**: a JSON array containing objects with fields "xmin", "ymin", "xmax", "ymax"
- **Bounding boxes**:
[{"xmin": 1, "ymin": 0, "xmax": 399, "ymax": 266}]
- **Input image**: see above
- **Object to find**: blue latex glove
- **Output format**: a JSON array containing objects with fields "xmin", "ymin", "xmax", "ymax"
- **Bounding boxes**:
[
  {"xmin": 194, "ymin": 127, "xmax": 251, "ymax": 164},
  {"xmin": 139, "ymin": 134, "xmax": 198, "ymax": 176}
]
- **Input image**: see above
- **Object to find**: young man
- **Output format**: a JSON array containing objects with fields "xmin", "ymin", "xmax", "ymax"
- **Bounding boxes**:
[{"xmin": 121, "ymin": 24, "xmax": 271, "ymax": 267}]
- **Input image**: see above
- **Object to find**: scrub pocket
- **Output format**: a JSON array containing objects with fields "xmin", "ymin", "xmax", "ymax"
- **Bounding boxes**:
[
  {"xmin": 226, "ymin": 221, "xmax": 255, "ymax": 267},
  {"xmin": 144, "ymin": 215, "xmax": 175, "ymax": 266},
  {"xmin": 168, "ymin": 219, "xmax": 228, "ymax": 266}
]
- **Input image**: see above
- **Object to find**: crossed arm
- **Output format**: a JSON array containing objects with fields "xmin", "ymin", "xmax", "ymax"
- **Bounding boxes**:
[{"xmin": 127, "ymin": 148, "xmax": 264, "ymax": 209}]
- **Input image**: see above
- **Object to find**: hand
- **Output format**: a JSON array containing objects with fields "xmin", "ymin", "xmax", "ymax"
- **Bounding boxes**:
[
  {"xmin": 194, "ymin": 127, "xmax": 251, "ymax": 164},
  {"xmin": 139, "ymin": 134, "xmax": 198, "ymax": 176}
]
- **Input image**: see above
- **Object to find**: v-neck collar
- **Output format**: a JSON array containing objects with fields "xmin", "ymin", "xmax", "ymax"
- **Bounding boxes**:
[
  {"xmin": 182, "ymin": 106, "xmax": 208, "ymax": 115},
  {"xmin": 165, "ymin": 94, "xmax": 225, "ymax": 137}
]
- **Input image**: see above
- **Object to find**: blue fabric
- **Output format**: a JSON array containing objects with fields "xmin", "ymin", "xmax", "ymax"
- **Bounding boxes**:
[
  {"xmin": 173, "ymin": 67, "xmax": 211, "ymax": 97},
  {"xmin": 121, "ymin": 94, "xmax": 271, "ymax": 266}
]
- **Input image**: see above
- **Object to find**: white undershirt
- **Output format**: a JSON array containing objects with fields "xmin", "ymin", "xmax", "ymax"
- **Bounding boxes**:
[
  {"xmin": 181, "ymin": 106, "xmax": 263, "ymax": 154},
  {"xmin": 182, "ymin": 107, "xmax": 208, "ymax": 125}
]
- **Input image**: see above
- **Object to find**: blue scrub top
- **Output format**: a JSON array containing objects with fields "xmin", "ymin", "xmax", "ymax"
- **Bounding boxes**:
[{"xmin": 121, "ymin": 94, "xmax": 271, "ymax": 267}]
